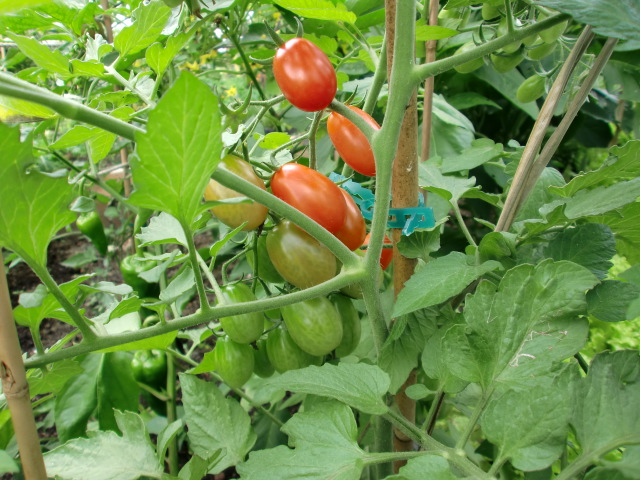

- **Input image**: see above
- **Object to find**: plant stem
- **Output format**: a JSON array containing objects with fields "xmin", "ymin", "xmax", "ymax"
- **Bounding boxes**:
[
  {"xmin": 105, "ymin": 64, "xmax": 156, "ymax": 107},
  {"xmin": 179, "ymin": 221, "xmax": 210, "ymax": 311},
  {"xmin": 424, "ymin": 389, "xmax": 445, "ymax": 435},
  {"xmin": 165, "ymin": 350, "xmax": 179, "ymax": 475},
  {"xmin": 452, "ymin": 202, "xmax": 477, "ymax": 247},
  {"xmin": 308, "ymin": 109, "xmax": 324, "ymax": 171},
  {"xmin": 374, "ymin": 415, "xmax": 394, "ymax": 479},
  {"xmin": 455, "ymin": 388, "xmax": 494, "ymax": 450}
]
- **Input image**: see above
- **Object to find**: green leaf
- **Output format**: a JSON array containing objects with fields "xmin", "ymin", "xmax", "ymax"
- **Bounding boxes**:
[
  {"xmin": 393, "ymin": 252, "xmax": 502, "ymax": 317},
  {"xmin": 146, "ymin": 30, "xmax": 194, "ymax": 75},
  {"xmin": 415, "ymin": 25, "xmax": 459, "ymax": 41},
  {"xmin": 5, "ymin": 32, "xmax": 70, "ymax": 77},
  {"xmin": 550, "ymin": 141, "xmax": 640, "ymax": 197},
  {"xmin": 180, "ymin": 374, "xmax": 256, "ymax": 473},
  {"xmin": 97, "ymin": 330, "xmax": 178, "ymax": 353},
  {"xmin": 237, "ymin": 401, "xmax": 367, "ymax": 480},
  {"xmin": 258, "ymin": 132, "xmax": 291, "ymax": 149},
  {"xmin": 0, "ymin": 450, "xmax": 18, "ymax": 475},
  {"xmin": 45, "ymin": 410, "xmax": 162, "ymax": 480},
  {"xmin": 96, "ymin": 352, "xmax": 140, "ymax": 433},
  {"xmin": 447, "ymin": 92, "xmax": 501, "ymax": 111},
  {"xmin": 478, "ymin": 231, "xmax": 517, "ymax": 263},
  {"xmin": 273, "ymin": 0, "xmax": 357, "ymax": 23},
  {"xmin": 138, "ymin": 212, "xmax": 187, "ymax": 247},
  {"xmin": 54, "ymin": 354, "xmax": 101, "ymax": 443},
  {"xmin": 473, "ymin": 65, "xmax": 540, "ymax": 119},
  {"xmin": 49, "ymin": 125, "xmax": 97, "ymax": 149},
  {"xmin": 157, "ymin": 420, "xmax": 184, "ymax": 464},
  {"xmin": 267, "ymin": 363, "xmax": 390, "ymax": 415},
  {"xmin": 587, "ymin": 280, "xmax": 640, "ymax": 322},
  {"xmin": 430, "ymin": 94, "xmax": 475, "ymax": 158},
  {"xmin": 481, "ymin": 371, "xmax": 573, "ymax": 471},
  {"xmin": 114, "ymin": 1, "xmax": 172, "ymax": 57},
  {"xmin": 379, "ymin": 310, "xmax": 438, "ymax": 393},
  {"xmin": 590, "ymin": 202, "xmax": 640, "ymax": 264},
  {"xmin": 544, "ymin": 224, "xmax": 616, "ymax": 280},
  {"xmin": 514, "ymin": 168, "xmax": 566, "ymax": 225},
  {"xmin": 0, "ymin": 0, "xmax": 54, "ymax": 14},
  {"xmin": 563, "ymin": 178, "xmax": 640, "ymax": 219},
  {"xmin": 440, "ymin": 138, "xmax": 503, "ymax": 174},
  {"xmin": 396, "ymin": 228, "xmax": 442, "ymax": 262},
  {"xmin": 179, "ymin": 454, "xmax": 223, "ymax": 480},
  {"xmin": 594, "ymin": 445, "xmax": 640, "ymax": 480},
  {"xmin": 537, "ymin": 0, "xmax": 640, "ymax": 42},
  {"xmin": 0, "ymin": 124, "xmax": 76, "ymax": 266},
  {"xmin": 129, "ymin": 72, "xmax": 222, "ymax": 224},
  {"xmin": 385, "ymin": 454, "xmax": 458, "ymax": 480},
  {"xmin": 443, "ymin": 261, "xmax": 598, "ymax": 390},
  {"xmin": 419, "ymin": 163, "xmax": 477, "ymax": 203},
  {"xmin": 28, "ymin": 358, "xmax": 83, "ymax": 397},
  {"xmin": 0, "ymin": 94, "xmax": 56, "ymax": 121},
  {"xmin": 572, "ymin": 351, "xmax": 640, "ymax": 458},
  {"xmin": 157, "ymin": 267, "xmax": 195, "ymax": 304},
  {"xmin": 421, "ymin": 326, "xmax": 469, "ymax": 394}
]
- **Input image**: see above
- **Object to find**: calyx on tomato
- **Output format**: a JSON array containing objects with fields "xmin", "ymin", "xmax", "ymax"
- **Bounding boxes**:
[
  {"xmin": 334, "ymin": 189, "xmax": 366, "ymax": 251},
  {"xmin": 327, "ymin": 106, "xmax": 379, "ymax": 177},
  {"xmin": 266, "ymin": 220, "xmax": 337, "ymax": 289},
  {"xmin": 271, "ymin": 163, "xmax": 347, "ymax": 234},
  {"xmin": 217, "ymin": 283, "xmax": 264, "ymax": 344},
  {"xmin": 266, "ymin": 324, "xmax": 322, "ymax": 373},
  {"xmin": 282, "ymin": 296, "xmax": 343, "ymax": 356},
  {"xmin": 204, "ymin": 155, "xmax": 268, "ymax": 231},
  {"xmin": 211, "ymin": 336, "xmax": 255, "ymax": 388},
  {"xmin": 272, "ymin": 37, "xmax": 337, "ymax": 112}
]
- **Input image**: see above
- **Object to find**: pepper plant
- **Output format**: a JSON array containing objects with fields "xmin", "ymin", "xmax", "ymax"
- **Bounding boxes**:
[{"xmin": 0, "ymin": 0, "xmax": 639, "ymax": 479}]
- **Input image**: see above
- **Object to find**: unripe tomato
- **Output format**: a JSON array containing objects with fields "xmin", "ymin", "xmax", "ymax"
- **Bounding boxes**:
[
  {"xmin": 327, "ymin": 106, "xmax": 380, "ymax": 177},
  {"xmin": 334, "ymin": 189, "xmax": 366, "ymax": 251},
  {"xmin": 266, "ymin": 325, "xmax": 322, "ymax": 373},
  {"xmin": 272, "ymin": 37, "xmax": 337, "ymax": 112},
  {"xmin": 253, "ymin": 337, "xmax": 275, "ymax": 378},
  {"xmin": 453, "ymin": 42, "xmax": 484, "ymax": 74},
  {"xmin": 266, "ymin": 221, "xmax": 337, "ymax": 289},
  {"xmin": 271, "ymin": 163, "xmax": 347, "ymax": 234},
  {"xmin": 204, "ymin": 155, "xmax": 268, "ymax": 231},
  {"xmin": 211, "ymin": 336, "xmax": 255, "ymax": 388},
  {"xmin": 282, "ymin": 297, "xmax": 343, "ymax": 356},
  {"xmin": 363, "ymin": 233, "xmax": 393, "ymax": 270},
  {"xmin": 217, "ymin": 283, "xmax": 264, "ymax": 344},
  {"xmin": 246, "ymin": 235, "xmax": 284, "ymax": 284},
  {"xmin": 516, "ymin": 74, "xmax": 546, "ymax": 103},
  {"xmin": 481, "ymin": 3, "xmax": 500, "ymax": 20},
  {"xmin": 526, "ymin": 41, "xmax": 556, "ymax": 61},
  {"xmin": 497, "ymin": 18, "xmax": 522, "ymax": 54},
  {"xmin": 539, "ymin": 19, "xmax": 568, "ymax": 44},
  {"xmin": 331, "ymin": 295, "xmax": 362, "ymax": 358},
  {"xmin": 490, "ymin": 51, "xmax": 524, "ymax": 73}
]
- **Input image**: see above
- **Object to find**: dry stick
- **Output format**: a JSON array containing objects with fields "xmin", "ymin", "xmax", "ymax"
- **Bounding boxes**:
[
  {"xmin": 0, "ymin": 254, "xmax": 47, "ymax": 480},
  {"xmin": 420, "ymin": 0, "xmax": 439, "ymax": 163},
  {"xmin": 495, "ymin": 26, "xmax": 595, "ymax": 232},
  {"xmin": 385, "ymin": 0, "xmax": 420, "ymax": 473},
  {"xmin": 524, "ymin": 36, "xmax": 619, "ymax": 203}
]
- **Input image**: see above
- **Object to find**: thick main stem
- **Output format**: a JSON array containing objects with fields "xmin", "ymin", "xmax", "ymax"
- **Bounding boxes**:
[{"xmin": 0, "ymin": 254, "xmax": 48, "ymax": 480}]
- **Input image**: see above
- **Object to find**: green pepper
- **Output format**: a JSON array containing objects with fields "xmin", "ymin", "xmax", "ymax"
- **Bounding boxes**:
[
  {"xmin": 119, "ymin": 254, "xmax": 159, "ymax": 299},
  {"xmin": 76, "ymin": 210, "xmax": 108, "ymax": 255},
  {"xmin": 131, "ymin": 349, "xmax": 168, "ymax": 389}
]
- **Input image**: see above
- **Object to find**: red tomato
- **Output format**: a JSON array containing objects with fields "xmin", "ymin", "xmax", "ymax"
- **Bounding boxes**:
[
  {"xmin": 272, "ymin": 38, "xmax": 337, "ymax": 112},
  {"xmin": 363, "ymin": 233, "xmax": 393, "ymax": 270},
  {"xmin": 334, "ymin": 189, "xmax": 366, "ymax": 250},
  {"xmin": 271, "ymin": 163, "xmax": 346, "ymax": 234},
  {"xmin": 327, "ymin": 106, "xmax": 380, "ymax": 177}
]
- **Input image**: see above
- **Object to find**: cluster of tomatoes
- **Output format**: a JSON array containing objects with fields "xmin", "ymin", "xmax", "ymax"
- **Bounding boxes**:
[{"xmin": 201, "ymin": 37, "xmax": 398, "ymax": 385}]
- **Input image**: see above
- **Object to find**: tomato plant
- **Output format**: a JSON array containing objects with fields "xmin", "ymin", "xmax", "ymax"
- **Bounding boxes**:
[
  {"xmin": 204, "ymin": 155, "xmax": 268, "ymax": 231},
  {"xmin": 327, "ymin": 106, "xmax": 380, "ymax": 177},
  {"xmin": 210, "ymin": 336, "xmax": 255, "ymax": 388},
  {"xmin": 363, "ymin": 232, "xmax": 393, "ymax": 270},
  {"xmin": 265, "ymin": 325, "xmax": 322, "ymax": 373},
  {"xmin": 331, "ymin": 294, "xmax": 362, "ymax": 358},
  {"xmin": 281, "ymin": 296, "xmax": 343, "ymax": 356},
  {"xmin": 217, "ymin": 283, "xmax": 264, "ymax": 344},
  {"xmin": 517, "ymin": 74, "xmax": 546, "ymax": 103},
  {"xmin": 266, "ymin": 220, "xmax": 337, "ymax": 289},
  {"xmin": 334, "ymin": 189, "xmax": 366, "ymax": 251},
  {"xmin": 246, "ymin": 234, "xmax": 285, "ymax": 284},
  {"xmin": 270, "ymin": 163, "xmax": 346, "ymax": 234},
  {"xmin": 76, "ymin": 210, "xmax": 108, "ymax": 256},
  {"xmin": 272, "ymin": 37, "xmax": 337, "ymax": 112},
  {"xmin": 253, "ymin": 337, "xmax": 275, "ymax": 378}
]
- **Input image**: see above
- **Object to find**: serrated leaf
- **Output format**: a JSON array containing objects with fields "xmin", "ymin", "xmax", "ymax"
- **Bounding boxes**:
[
  {"xmin": 393, "ymin": 252, "xmax": 501, "ymax": 317},
  {"xmin": 28, "ymin": 358, "xmax": 83, "ymax": 397},
  {"xmin": 419, "ymin": 163, "xmax": 477, "ymax": 202},
  {"xmin": 440, "ymin": 138, "xmax": 503, "ymax": 174},
  {"xmin": 587, "ymin": 280, "xmax": 640, "ymax": 322},
  {"xmin": 396, "ymin": 229, "xmax": 441, "ymax": 262},
  {"xmin": 385, "ymin": 454, "xmax": 458, "ymax": 480},
  {"xmin": 237, "ymin": 401, "xmax": 366, "ymax": 480},
  {"xmin": 422, "ymin": 325, "xmax": 469, "ymax": 394},
  {"xmin": 443, "ymin": 261, "xmax": 598, "ymax": 391},
  {"xmin": 379, "ymin": 310, "xmax": 438, "ymax": 393},
  {"xmin": 50, "ymin": 125, "xmax": 97, "ymax": 149},
  {"xmin": 536, "ymin": 0, "xmax": 640, "ymax": 42},
  {"xmin": 550, "ymin": 141, "xmax": 640, "ymax": 197},
  {"xmin": 274, "ymin": 0, "xmax": 357, "ymax": 23},
  {"xmin": 114, "ymin": 1, "xmax": 172, "ymax": 57},
  {"xmin": 544, "ymin": 224, "xmax": 616, "ymax": 280},
  {"xmin": 0, "ymin": 449, "xmax": 18, "ymax": 475},
  {"xmin": 564, "ymin": 178, "xmax": 640, "ymax": 219},
  {"xmin": 157, "ymin": 267, "xmax": 194, "ymax": 304},
  {"xmin": 45, "ymin": 411, "xmax": 162, "ymax": 480},
  {"xmin": 267, "ymin": 363, "xmax": 390, "ymax": 415},
  {"xmin": 129, "ymin": 72, "xmax": 222, "ymax": 224},
  {"xmin": 180, "ymin": 374, "xmax": 256, "ymax": 473},
  {"xmin": 590, "ymin": 202, "xmax": 640, "ymax": 264},
  {"xmin": 137, "ymin": 212, "xmax": 187, "ymax": 247},
  {"xmin": 572, "ymin": 351, "xmax": 640, "ymax": 458},
  {"xmin": 258, "ymin": 132, "xmax": 291, "ymax": 149},
  {"xmin": 157, "ymin": 420, "xmax": 184, "ymax": 463},
  {"xmin": 0, "ymin": 0, "xmax": 54, "ymax": 14},
  {"xmin": 0, "ymin": 124, "xmax": 76, "ymax": 266},
  {"xmin": 514, "ymin": 168, "xmax": 566, "ymax": 224},
  {"xmin": 481, "ymin": 371, "xmax": 573, "ymax": 471},
  {"xmin": 5, "ymin": 32, "xmax": 71, "ymax": 77},
  {"xmin": 97, "ymin": 330, "xmax": 177, "ymax": 353},
  {"xmin": 146, "ymin": 30, "xmax": 194, "ymax": 75}
]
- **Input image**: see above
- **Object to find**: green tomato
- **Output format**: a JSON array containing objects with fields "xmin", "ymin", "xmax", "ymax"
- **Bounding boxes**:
[
  {"xmin": 497, "ymin": 18, "xmax": 522, "ymax": 54},
  {"xmin": 211, "ymin": 336, "xmax": 255, "ymax": 388},
  {"xmin": 246, "ymin": 235, "xmax": 284, "ymax": 284},
  {"xmin": 481, "ymin": 3, "xmax": 500, "ymax": 21},
  {"xmin": 516, "ymin": 74, "xmax": 546, "ymax": 103},
  {"xmin": 331, "ymin": 294, "xmax": 362, "ymax": 358},
  {"xmin": 253, "ymin": 337, "xmax": 275, "ymax": 378},
  {"xmin": 490, "ymin": 51, "xmax": 524, "ymax": 73},
  {"xmin": 161, "ymin": 0, "xmax": 183, "ymax": 6},
  {"xmin": 217, "ymin": 283, "xmax": 264, "ymax": 344},
  {"xmin": 453, "ymin": 42, "xmax": 485, "ymax": 74},
  {"xmin": 282, "ymin": 297, "xmax": 343, "ymax": 356},
  {"xmin": 539, "ymin": 19, "xmax": 568, "ymax": 44},
  {"xmin": 266, "ymin": 325, "xmax": 322, "ymax": 373},
  {"xmin": 526, "ymin": 41, "xmax": 557, "ymax": 61},
  {"xmin": 266, "ymin": 220, "xmax": 337, "ymax": 289}
]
